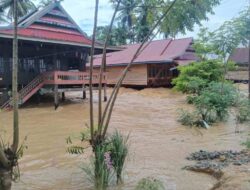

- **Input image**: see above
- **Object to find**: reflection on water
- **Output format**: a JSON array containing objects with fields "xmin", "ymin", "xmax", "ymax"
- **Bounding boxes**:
[{"xmin": 0, "ymin": 87, "xmax": 249, "ymax": 190}]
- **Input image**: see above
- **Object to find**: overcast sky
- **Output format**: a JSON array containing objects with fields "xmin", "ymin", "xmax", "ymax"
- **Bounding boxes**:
[{"xmin": 58, "ymin": 0, "xmax": 248, "ymax": 39}]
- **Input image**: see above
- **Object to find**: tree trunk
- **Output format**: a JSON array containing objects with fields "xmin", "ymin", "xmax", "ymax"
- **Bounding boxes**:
[
  {"xmin": 89, "ymin": 0, "xmax": 99, "ymax": 142},
  {"xmin": 248, "ymin": 38, "xmax": 250, "ymax": 99},
  {"xmin": 12, "ymin": 0, "xmax": 19, "ymax": 154},
  {"xmin": 0, "ymin": 168, "xmax": 12, "ymax": 190}
]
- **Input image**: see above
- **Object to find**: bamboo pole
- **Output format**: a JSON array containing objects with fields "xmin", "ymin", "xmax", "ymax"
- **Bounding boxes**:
[
  {"xmin": 101, "ymin": 0, "xmax": 179, "ymax": 137},
  {"xmin": 89, "ymin": 0, "xmax": 99, "ymax": 142},
  {"xmin": 98, "ymin": 0, "xmax": 121, "ymax": 135}
]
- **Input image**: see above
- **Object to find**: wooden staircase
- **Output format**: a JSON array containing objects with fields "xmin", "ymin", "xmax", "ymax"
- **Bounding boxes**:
[
  {"xmin": 1, "ymin": 74, "xmax": 45, "ymax": 110},
  {"xmin": 0, "ymin": 71, "xmax": 107, "ymax": 110}
]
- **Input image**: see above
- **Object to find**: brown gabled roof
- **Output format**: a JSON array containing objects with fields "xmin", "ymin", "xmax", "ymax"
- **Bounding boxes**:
[
  {"xmin": 92, "ymin": 37, "xmax": 197, "ymax": 67},
  {"xmin": 229, "ymin": 48, "xmax": 249, "ymax": 64}
]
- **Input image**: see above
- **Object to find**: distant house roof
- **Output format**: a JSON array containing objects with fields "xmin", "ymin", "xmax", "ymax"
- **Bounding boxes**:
[
  {"xmin": 229, "ymin": 48, "xmax": 249, "ymax": 65},
  {"xmin": 92, "ymin": 38, "xmax": 197, "ymax": 67},
  {"xmin": 0, "ymin": 2, "xmax": 101, "ymax": 48}
]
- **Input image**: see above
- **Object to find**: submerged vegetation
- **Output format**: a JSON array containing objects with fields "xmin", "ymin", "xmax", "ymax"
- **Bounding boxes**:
[{"xmin": 135, "ymin": 177, "xmax": 165, "ymax": 190}]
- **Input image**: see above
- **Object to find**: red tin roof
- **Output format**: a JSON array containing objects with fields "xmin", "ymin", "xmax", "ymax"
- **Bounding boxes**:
[
  {"xmin": 92, "ymin": 38, "xmax": 197, "ymax": 66},
  {"xmin": 0, "ymin": 2, "xmax": 94, "ymax": 47}
]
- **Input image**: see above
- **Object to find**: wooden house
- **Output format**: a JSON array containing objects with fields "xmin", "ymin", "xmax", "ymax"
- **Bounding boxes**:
[
  {"xmin": 90, "ymin": 38, "xmax": 197, "ymax": 87},
  {"xmin": 226, "ymin": 48, "xmax": 249, "ymax": 82},
  {"xmin": 0, "ymin": 1, "xmax": 115, "ymax": 108},
  {"xmin": 229, "ymin": 48, "xmax": 249, "ymax": 68}
]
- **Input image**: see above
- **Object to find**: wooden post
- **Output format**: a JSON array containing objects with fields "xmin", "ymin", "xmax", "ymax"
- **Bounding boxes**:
[
  {"xmin": 36, "ymin": 92, "xmax": 41, "ymax": 104},
  {"xmin": 104, "ymin": 83, "xmax": 107, "ymax": 102},
  {"xmin": 54, "ymin": 85, "xmax": 59, "ymax": 110},
  {"xmin": 82, "ymin": 84, "xmax": 86, "ymax": 99},
  {"xmin": 62, "ymin": 92, "xmax": 65, "ymax": 102}
]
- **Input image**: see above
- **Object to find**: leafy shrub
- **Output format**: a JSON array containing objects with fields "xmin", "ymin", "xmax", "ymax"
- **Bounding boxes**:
[
  {"xmin": 135, "ymin": 177, "xmax": 165, "ymax": 190},
  {"xmin": 193, "ymin": 82, "xmax": 237, "ymax": 122},
  {"xmin": 177, "ymin": 109, "xmax": 201, "ymax": 127},
  {"xmin": 236, "ymin": 99, "xmax": 250, "ymax": 123},
  {"xmin": 172, "ymin": 61, "xmax": 224, "ymax": 94},
  {"xmin": 244, "ymin": 139, "xmax": 250, "ymax": 149},
  {"xmin": 186, "ymin": 95, "xmax": 197, "ymax": 104},
  {"xmin": 108, "ymin": 130, "xmax": 129, "ymax": 184}
]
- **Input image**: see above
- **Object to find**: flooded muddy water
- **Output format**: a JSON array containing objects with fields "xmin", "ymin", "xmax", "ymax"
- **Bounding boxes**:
[{"xmin": 0, "ymin": 86, "xmax": 249, "ymax": 190}]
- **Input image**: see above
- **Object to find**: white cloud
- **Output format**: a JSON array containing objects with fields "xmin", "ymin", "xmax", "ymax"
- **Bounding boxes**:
[{"xmin": 61, "ymin": 0, "xmax": 114, "ymax": 34}]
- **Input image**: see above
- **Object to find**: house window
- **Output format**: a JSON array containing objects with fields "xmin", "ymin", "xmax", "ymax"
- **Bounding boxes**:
[{"xmin": 148, "ymin": 65, "xmax": 168, "ymax": 78}]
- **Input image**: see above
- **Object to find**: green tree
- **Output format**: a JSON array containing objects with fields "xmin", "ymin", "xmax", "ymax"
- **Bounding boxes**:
[
  {"xmin": 160, "ymin": 0, "xmax": 221, "ymax": 38},
  {"xmin": 38, "ymin": 0, "xmax": 64, "ymax": 7},
  {"xmin": 96, "ymin": 23, "xmax": 127, "ymax": 46},
  {"xmin": 111, "ymin": 0, "xmax": 137, "ymax": 43},
  {"xmin": 0, "ymin": 0, "xmax": 36, "ymax": 20},
  {"xmin": 134, "ymin": 0, "xmax": 157, "ymax": 42},
  {"xmin": 111, "ymin": 0, "xmax": 221, "ymax": 42},
  {"xmin": 172, "ymin": 60, "xmax": 224, "ymax": 94}
]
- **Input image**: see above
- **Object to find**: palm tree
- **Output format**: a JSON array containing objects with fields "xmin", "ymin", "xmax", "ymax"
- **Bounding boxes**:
[
  {"xmin": 38, "ymin": 0, "xmax": 64, "ymax": 8},
  {"xmin": 111, "ymin": 0, "xmax": 137, "ymax": 43},
  {"xmin": 0, "ymin": 0, "xmax": 36, "ymax": 20}
]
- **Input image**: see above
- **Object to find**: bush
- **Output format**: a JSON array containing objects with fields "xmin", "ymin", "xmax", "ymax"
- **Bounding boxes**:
[
  {"xmin": 177, "ymin": 109, "xmax": 201, "ymax": 127},
  {"xmin": 244, "ymin": 139, "xmax": 250, "ymax": 149},
  {"xmin": 135, "ymin": 177, "xmax": 165, "ymax": 190},
  {"xmin": 172, "ymin": 60, "xmax": 224, "ymax": 94},
  {"xmin": 236, "ymin": 99, "xmax": 250, "ymax": 123},
  {"xmin": 193, "ymin": 82, "xmax": 237, "ymax": 122}
]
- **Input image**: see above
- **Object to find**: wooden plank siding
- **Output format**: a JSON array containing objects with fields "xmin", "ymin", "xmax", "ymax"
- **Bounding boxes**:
[
  {"xmin": 0, "ymin": 38, "xmax": 89, "ymax": 88},
  {"xmin": 92, "ymin": 64, "xmax": 148, "ymax": 86}
]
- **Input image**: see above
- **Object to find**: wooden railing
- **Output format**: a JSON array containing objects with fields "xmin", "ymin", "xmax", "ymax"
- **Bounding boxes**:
[
  {"xmin": 43, "ymin": 71, "xmax": 107, "ymax": 85},
  {"xmin": 1, "ymin": 71, "xmax": 107, "ymax": 109}
]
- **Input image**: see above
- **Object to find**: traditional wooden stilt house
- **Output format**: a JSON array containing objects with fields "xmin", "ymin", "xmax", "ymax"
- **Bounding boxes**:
[
  {"xmin": 0, "ymin": 2, "xmax": 115, "ymax": 109},
  {"xmin": 91, "ymin": 38, "xmax": 197, "ymax": 87}
]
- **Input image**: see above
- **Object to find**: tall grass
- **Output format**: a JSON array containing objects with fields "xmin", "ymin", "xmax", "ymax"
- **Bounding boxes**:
[{"xmin": 109, "ymin": 130, "xmax": 129, "ymax": 184}]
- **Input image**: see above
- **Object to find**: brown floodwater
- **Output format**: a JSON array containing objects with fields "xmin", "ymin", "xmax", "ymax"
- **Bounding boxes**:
[{"xmin": 0, "ymin": 86, "xmax": 249, "ymax": 190}]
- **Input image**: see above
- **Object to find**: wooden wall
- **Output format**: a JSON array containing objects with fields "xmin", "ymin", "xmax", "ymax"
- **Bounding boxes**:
[
  {"xmin": 0, "ymin": 38, "xmax": 89, "ymax": 88},
  {"xmin": 92, "ymin": 64, "xmax": 148, "ymax": 86}
]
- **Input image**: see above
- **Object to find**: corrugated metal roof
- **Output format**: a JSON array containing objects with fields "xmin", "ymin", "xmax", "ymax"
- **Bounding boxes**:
[
  {"xmin": 0, "ymin": 28, "xmax": 92, "ymax": 45},
  {"xmin": 92, "ymin": 38, "xmax": 196, "ymax": 66},
  {"xmin": 0, "ymin": 1, "xmax": 93, "ymax": 47},
  {"xmin": 229, "ymin": 48, "xmax": 249, "ymax": 64}
]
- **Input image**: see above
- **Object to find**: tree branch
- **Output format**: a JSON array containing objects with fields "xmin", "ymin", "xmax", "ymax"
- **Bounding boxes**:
[
  {"xmin": 89, "ymin": 0, "xmax": 99, "ymax": 142},
  {"xmin": 98, "ymin": 0, "xmax": 121, "ymax": 135},
  {"xmin": 101, "ymin": 0, "xmax": 179, "ymax": 137}
]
